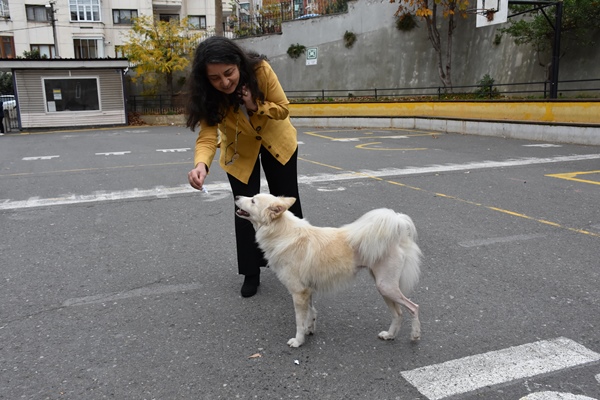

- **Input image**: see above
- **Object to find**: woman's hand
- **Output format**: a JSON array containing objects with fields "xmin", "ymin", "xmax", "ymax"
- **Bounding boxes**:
[
  {"xmin": 239, "ymin": 85, "xmax": 258, "ymax": 112},
  {"xmin": 188, "ymin": 163, "xmax": 208, "ymax": 191}
]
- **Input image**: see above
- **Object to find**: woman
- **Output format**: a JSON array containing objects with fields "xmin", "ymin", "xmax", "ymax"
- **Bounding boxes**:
[{"xmin": 186, "ymin": 36, "xmax": 303, "ymax": 298}]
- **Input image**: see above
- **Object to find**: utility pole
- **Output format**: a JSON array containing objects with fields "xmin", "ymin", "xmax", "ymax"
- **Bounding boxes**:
[
  {"xmin": 214, "ymin": 0, "xmax": 224, "ymax": 36},
  {"xmin": 46, "ymin": 1, "xmax": 59, "ymax": 58}
]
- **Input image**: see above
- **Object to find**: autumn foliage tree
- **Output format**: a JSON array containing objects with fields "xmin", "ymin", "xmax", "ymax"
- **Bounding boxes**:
[
  {"xmin": 121, "ymin": 16, "xmax": 204, "ymax": 95},
  {"xmin": 391, "ymin": 0, "xmax": 470, "ymax": 90}
]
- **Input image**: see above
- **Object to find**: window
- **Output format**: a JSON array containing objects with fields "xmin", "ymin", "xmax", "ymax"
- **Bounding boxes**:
[
  {"xmin": 73, "ymin": 39, "xmax": 99, "ymax": 58},
  {"xmin": 69, "ymin": 0, "xmax": 100, "ymax": 22},
  {"xmin": 115, "ymin": 45, "xmax": 125, "ymax": 58},
  {"xmin": 26, "ymin": 5, "xmax": 50, "ymax": 21},
  {"xmin": 44, "ymin": 78, "xmax": 100, "ymax": 112},
  {"xmin": 31, "ymin": 44, "xmax": 56, "ymax": 58},
  {"xmin": 159, "ymin": 14, "xmax": 179, "ymax": 22},
  {"xmin": 0, "ymin": 0, "xmax": 9, "ymax": 18},
  {"xmin": 0, "ymin": 36, "xmax": 15, "ymax": 58},
  {"xmin": 188, "ymin": 15, "xmax": 206, "ymax": 30},
  {"xmin": 113, "ymin": 9, "xmax": 137, "ymax": 24}
]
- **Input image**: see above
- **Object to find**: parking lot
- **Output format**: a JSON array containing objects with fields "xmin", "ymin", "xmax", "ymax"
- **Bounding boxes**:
[{"xmin": 1, "ymin": 125, "xmax": 599, "ymax": 399}]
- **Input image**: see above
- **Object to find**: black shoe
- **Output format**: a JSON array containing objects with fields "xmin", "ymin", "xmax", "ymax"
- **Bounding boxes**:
[{"xmin": 241, "ymin": 274, "xmax": 260, "ymax": 297}]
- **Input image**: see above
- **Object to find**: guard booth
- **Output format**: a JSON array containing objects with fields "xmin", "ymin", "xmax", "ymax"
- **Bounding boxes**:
[{"xmin": 0, "ymin": 58, "xmax": 130, "ymax": 132}]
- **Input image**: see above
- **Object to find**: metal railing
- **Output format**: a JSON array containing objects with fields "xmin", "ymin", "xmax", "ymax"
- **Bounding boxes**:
[
  {"xmin": 1, "ymin": 94, "xmax": 19, "ymax": 132},
  {"xmin": 225, "ymin": 0, "xmax": 348, "ymax": 39},
  {"xmin": 285, "ymin": 79, "xmax": 600, "ymax": 101},
  {"xmin": 127, "ymin": 78, "xmax": 600, "ymax": 115}
]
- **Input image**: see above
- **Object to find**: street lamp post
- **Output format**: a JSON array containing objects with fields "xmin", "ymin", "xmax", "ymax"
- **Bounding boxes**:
[{"xmin": 46, "ymin": 1, "xmax": 59, "ymax": 58}]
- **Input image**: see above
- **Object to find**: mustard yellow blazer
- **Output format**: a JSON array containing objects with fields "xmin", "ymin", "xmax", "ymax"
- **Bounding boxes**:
[{"xmin": 193, "ymin": 61, "xmax": 298, "ymax": 184}]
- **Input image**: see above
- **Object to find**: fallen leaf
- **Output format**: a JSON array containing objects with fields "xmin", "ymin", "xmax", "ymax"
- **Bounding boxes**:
[{"xmin": 248, "ymin": 353, "xmax": 262, "ymax": 359}]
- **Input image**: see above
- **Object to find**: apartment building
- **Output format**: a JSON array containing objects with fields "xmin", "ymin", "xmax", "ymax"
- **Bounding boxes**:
[{"xmin": 0, "ymin": 0, "xmax": 231, "ymax": 59}]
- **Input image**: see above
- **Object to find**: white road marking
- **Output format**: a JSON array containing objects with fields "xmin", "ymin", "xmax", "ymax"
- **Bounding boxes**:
[
  {"xmin": 22, "ymin": 155, "xmax": 60, "ymax": 160},
  {"xmin": 156, "ymin": 148, "xmax": 190, "ymax": 153},
  {"xmin": 348, "ymin": 154, "xmax": 600, "ymax": 182},
  {"xmin": 520, "ymin": 393, "xmax": 597, "ymax": 400},
  {"xmin": 458, "ymin": 233, "xmax": 546, "ymax": 247},
  {"xmin": 63, "ymin": 283, "xmax": 202, "ymax": 307},
  {"xmin": 400, "ymin": 337, "xmax": 600, "ymax": 400},
  {"xmin": 523, "ymin": 144, "xmax": 563, "ymax": 148},
  {"xmin": 95, "ymin": 151, "xmax": 131, "ymax": 156},
  {"xmin": 2, "ymin": 154, "xmax": 600, "ymax": 211}
]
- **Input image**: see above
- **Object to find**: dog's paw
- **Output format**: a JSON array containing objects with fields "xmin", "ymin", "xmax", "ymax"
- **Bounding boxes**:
[
  {"xmin": 287, "ymin": 338, "xmax": 304, "ymax": 348},
  {"xmin": 378, "ymin": 331, "xmax": 396, "ymax": 341},
  {"xmin": 411, "ymin": 320, "xmax": 421, "ymax": 341}
]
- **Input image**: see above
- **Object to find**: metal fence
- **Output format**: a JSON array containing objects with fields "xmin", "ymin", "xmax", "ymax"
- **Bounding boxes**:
[
  {"xmin": 285, "ymin": 78, "xmax": 600, "ymax": 101},
  {"xmin": 225, "ymin": 0, "xmax": 348, "ymax": 39},
  {"xmin": 1, "ymin": 94, "xmax": 18, "ymax": 132},
  {"xmin": 127, "ymin": 78, "xmax": 600, "ymax": 115}
]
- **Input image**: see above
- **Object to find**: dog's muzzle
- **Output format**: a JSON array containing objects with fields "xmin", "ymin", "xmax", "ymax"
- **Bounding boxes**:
[{"xmin": 236, "ymin": 208, "xmax": 250, "ymax": 217}]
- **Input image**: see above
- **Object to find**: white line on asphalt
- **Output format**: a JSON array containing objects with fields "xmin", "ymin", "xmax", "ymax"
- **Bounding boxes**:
[
  {"xmin": 63, "ymin": 283, "xmax": 203, "ymax": 307},
  {"xmin": 523, "ymin": 144, "xmax": 563, "ymax": 148},
  {"xmin": 22, "ymin": 155, "xmax": 60, "ymax": 160},
  {"xmin": 400, "ymin": 337, "xmax": 600, "ymax": 400},
  {"xmin": 156, "ymin": 148, "xmax": 191, "ymax": 152},
  {"xmin": 458, "ymin": 233, "xmax": 547, "ymax": 247},
  {"xmin": 520, "ymin": 393, "xmax": 596, "ymax": 400},
  {"xmin": 95, "ymin": 151, "xmax": 132, "ymax": 156},
  {"xmin": 2, "ymin": 154, "xmax": 600, "ymax": 211}
]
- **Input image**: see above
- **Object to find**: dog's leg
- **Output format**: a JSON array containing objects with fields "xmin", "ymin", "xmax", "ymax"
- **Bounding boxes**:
[
  {"xmin": 372, "ymin": 265, "xmax": 421, "ymax": 342},
  {"xmin": 288, "ymin": 289, "xmax": 312, "ymax": 348},
  {"xmin": 305, "ymin": 294, "xmax": 317, "ymax": 335},
  {"xmin": 378, "ymin": 285, "xmax": 420, "ymax": 341},
  {"xmin": 378, "ymin": 296, "xmax": 403, "ymax": 340}
]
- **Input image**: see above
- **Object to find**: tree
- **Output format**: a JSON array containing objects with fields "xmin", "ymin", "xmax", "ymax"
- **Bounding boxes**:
[
  {"xmin": 122, "ymin": 16, "xmax": 205, "ymax": 95},
  {"xmin": 501, "ymin": 0, "xmax": 600, "ymax": 78},
  {"xmin": 0, "ymin": 72, "xmax": 13, "ymax": 94},
  {"xmin": 390, "ymin": 0, "xmax": 470, "ymax": 90}
]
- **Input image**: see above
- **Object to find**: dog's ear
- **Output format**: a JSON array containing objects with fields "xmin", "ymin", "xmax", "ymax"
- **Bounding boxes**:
[
  {"xmin": 280, "ymin": 196, "xmax": 296, "ymax": 210},
  {"xmin": 267, "ymin": 197, "xmax": 296, "ymax": 220},
  {"xmin": 267, "ymin": 205, "xmax": 286, "ymax": 219}
]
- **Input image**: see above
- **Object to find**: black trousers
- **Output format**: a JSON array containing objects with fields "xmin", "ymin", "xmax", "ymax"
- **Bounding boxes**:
[{"xmin": 227, "ymin": 146, "xmax": 303, "ymax": 276}]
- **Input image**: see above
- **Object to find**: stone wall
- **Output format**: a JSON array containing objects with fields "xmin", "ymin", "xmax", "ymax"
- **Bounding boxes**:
[{"xmin": 237, "ymin": 0, "xmax": 600, "ymax": 94}]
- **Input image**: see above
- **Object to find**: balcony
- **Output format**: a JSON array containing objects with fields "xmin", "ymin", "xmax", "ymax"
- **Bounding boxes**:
[{"xmin": 152, "ymin": 0, "xmax": 182, "ymax": 9}]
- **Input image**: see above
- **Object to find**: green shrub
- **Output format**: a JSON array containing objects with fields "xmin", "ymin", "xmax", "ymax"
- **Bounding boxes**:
[
  {"xmin": 287, "ymin": 43, "xmax": 306, "ymax": 59},
  {"xmin": 343, "ymin": 31, "xmax": 357, "ymax": 48},
  {"xmin": 474, "ymin": 74, "xmax": 500, "ymax": 98},
  {"xmin": 396, "ymin": 13, "xmax": 417, "ymax": 31}
]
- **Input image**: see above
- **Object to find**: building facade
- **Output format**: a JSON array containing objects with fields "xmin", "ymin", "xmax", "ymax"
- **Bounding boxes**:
[{"xmin": 0, "ymin": 0, "xmax": 231, "ymax": 59}]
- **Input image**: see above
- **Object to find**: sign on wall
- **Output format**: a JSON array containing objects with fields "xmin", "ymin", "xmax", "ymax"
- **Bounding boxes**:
[{"xmin": 306, "ymin": 47, "xmax": 318, "ymax": 65}]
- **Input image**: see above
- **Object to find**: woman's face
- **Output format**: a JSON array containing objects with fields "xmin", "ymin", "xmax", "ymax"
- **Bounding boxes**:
[{"xmin": 206, "ymin": 63, "xmax": 240, "ymax": 95}]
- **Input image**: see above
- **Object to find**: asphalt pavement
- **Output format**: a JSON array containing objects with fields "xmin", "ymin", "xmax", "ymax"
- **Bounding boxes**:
[{"xmin": 1, "ymin": 125, "xmax": 599, "ymax": 400}]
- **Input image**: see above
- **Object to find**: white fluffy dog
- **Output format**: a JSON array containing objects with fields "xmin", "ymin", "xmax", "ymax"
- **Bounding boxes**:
[{"xmin": 235, "ymin": 193, "xmax": 422, "ymax": 348}]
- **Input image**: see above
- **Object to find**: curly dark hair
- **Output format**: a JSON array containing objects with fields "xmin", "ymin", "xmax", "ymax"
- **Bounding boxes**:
[{"xmin": 185, "ymin": 36, "xmax": 267, "ymax": 130}]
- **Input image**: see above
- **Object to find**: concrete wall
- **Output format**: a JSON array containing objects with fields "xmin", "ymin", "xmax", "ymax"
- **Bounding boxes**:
[{"xmin": 237, "ymin": 0, "xmax": 600, "ymax": 93}]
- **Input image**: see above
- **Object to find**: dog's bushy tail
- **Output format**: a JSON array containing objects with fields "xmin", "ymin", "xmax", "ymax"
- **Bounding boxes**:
[{"xmin": 344, "ymin": 209, "xmax": 421, "ymax": 293}]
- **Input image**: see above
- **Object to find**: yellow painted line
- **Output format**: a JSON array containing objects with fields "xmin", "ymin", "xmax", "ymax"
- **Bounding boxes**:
[
  {"xmin": 332, "ymin": 134, "xmax": 436, "ymax": 141},
  {"xmin": 302, "ymin": 131, "xmax": 338, "ymax": 140},
  {"xmin": 298, "ymin": 157, "xmax": 344, "ymax": 170},
  {"xmin": 546, "ymin": 170, "xmax": 600, "ymax": 186},
  {"xmin": 356, "ymin": 142, "xmax": 428, "ymax": 151},
  {"xmin": 0, "ymin": 161, "xmax": 189, "ymax": 177},
  {"xmin": 298, "ymin": 157, "xmax": 600, "ymax": 238},
  {"xmin": 302, "ymin": 129, "xmax": 439, "ymax": 141}
]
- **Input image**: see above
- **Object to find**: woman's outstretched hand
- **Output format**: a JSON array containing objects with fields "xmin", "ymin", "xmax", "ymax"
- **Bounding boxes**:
[{"xmin": 188, "ymin": 163, "xmax": 208, "ymax": 191}]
